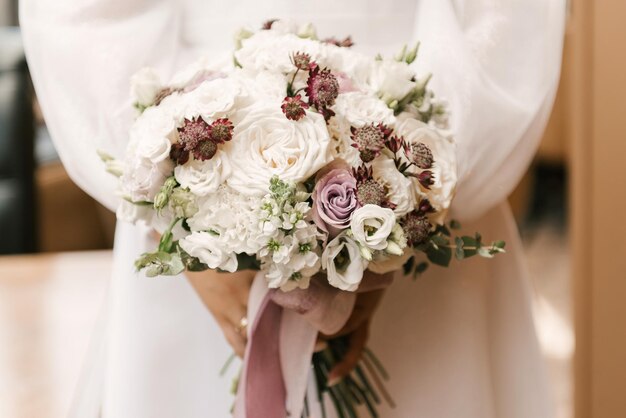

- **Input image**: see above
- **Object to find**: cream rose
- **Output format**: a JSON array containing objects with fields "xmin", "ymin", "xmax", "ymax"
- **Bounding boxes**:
[
  {"xmin": 395, "ymin": 118, "xmax": 457, "ymax": 222},
  {"xmin": 371, "ymin": 157, "xmax": 418, "ymax": 217},
  {"xmin": 122, "ymin": 156, "xmax": 171, "ymax": 202},
  {"xmin": 174, "ymin": 151, "xmax": 231, "ymax": 196},
  {"xmin": 322, "ymin": 232, "xmax": 368, "ymax": 291},
  {"xmin": 227, "ymin": 103, "xmax": 332, "ymax": 196},
  {"xmin": 350, "ymin": 204, "xmax": 396, "ymax": 251},
  {"xmin": 131, "ymin": 106, "xmax": 177, "ymax": 163}
]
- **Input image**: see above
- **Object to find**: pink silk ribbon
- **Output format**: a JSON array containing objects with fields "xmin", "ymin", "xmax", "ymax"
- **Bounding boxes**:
[{"xmin": 234, "ymin": 273, "xmax": 392, "ymax": 418}]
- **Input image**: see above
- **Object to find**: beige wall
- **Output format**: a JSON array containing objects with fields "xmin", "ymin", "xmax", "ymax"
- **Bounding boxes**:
[{"xmin": 571, "ymin": 0, "xmax": 626, "ymax": 417}]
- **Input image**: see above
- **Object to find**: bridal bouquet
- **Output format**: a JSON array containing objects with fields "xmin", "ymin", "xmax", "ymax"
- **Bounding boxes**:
[{"xmin": 102, "ymin": 19, "xmax": 504, "ymax": 417}]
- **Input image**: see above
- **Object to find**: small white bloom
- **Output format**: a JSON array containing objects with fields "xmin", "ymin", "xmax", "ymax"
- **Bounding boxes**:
[
  {"xmin": 174, "ymin": 151, "xmax": 231, "ymax": 196},
  {"xmin": 131, "ymin": 67, "xmax": 162, "ymax": 108},
  {"xmin": 179, "ymin": 231, "xmax": 238, "ymax": 272},
  {"xmin": 121, "ymin": 156, "xmax": 172, "ymax": 202},
  {"xmin": 322, "ymin": 232, "xmax": 367, "ymax": 291},
  {"xmin": 350, "ymin": 204, "xmax": 396, "ymax": 251},
  {"xmin": 368, "ymin": 58, "xmax": 415, "ymax": 102}
]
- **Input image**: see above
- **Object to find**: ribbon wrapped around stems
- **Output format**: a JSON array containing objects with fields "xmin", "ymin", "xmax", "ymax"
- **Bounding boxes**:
[{"xmin": 233, "ymin": 272, "xmax": 393, "ymax": 418}]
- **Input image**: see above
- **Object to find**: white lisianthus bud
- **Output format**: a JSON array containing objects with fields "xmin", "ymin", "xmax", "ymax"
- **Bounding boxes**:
[
  {"xmin": 385, "ymin": 241, "xmax": 404, "ymax": 256},
  {"xmin": 297, "ymin": 23, "xmax": 317, "ymax": 39},
  {"xmin": 131, "ymin": 68, "xmax": 162, "ymax": 108}
]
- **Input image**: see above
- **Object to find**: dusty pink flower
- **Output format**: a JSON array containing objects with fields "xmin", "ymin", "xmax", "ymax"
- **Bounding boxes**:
[{"xmin": 312, "ymin": 160, "xmax": 358, "ymax": 237}]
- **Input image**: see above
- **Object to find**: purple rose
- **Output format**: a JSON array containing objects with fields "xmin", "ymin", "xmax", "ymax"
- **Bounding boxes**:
[{"xmin": 312, "ymin": 161, "xmax": 359, "ymax": 237}]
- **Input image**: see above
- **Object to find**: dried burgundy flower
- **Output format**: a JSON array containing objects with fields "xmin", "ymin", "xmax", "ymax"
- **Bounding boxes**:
[
  {"xmin": 209, "ymin": 118, "xmax": 234, "ymax": 144},
  {"xmin": 402, "ymin": 211, "xmax": 432, "ymax": 246},
  {"xmin": 169, "ymin": 143, "xmax": 189, "ymax": 165},
  {"xmin": 192, "ymin": 140, "xmax": 218, "ymax": 161},
  {"xmin": 178, "ymin": 117, "xmax": 212, "ymax": 151},
  {"xmin": 291, "ymin": 52, "xmax": 312, "ymax": 71},
  {"xmin": 262, "ymin": 19, "xmax": 278, "ymax": 30},
  {"xmin": 323, "ymin": 36, "xmax": 354, "ymax": 48},
  {"xmin": 305, "ymin": 65, "xmax": 339, "ymax": 120},
  {"xmin": 353, "ymin": 165, "xmax": 396, "ymax": 209},
  {"xmin": 405, "ymin": 142, "xmax": 434, "ymax": 169},
  {"xmin": 281, "ymin": 95, "xmax": 309, "ymax": 121},
  {"xmin": 417, "ymin": 170, "xmax": 435, "ymax": 189},
  {"xmin": 350, "ymin": 123, "xmax": 393, "ymax": 163},
  {"xmin": 418, "ymin": 198, "xmax": 435, "ymax": 214},
  {"xmin": 385, "ymin": 135, "xmax": 405, "ymax": 154}
]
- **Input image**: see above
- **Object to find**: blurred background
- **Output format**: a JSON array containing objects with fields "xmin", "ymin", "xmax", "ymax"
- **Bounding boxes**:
[{"xmin": 1, "ymin": 0, "xmax": 624, "ymax": 417}]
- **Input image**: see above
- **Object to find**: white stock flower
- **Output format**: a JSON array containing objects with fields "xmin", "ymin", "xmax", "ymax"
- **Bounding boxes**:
[
  {"xmin": 174, "ymin": 151, "xmax": 231, "ymax": 196},
  {"xmin": 395, "ymin": 118, "xmax": 457, "ymax": 222},
  {"xmin": 227, "ymin": 103, "xmax": 332, "ymax": 196},
  {"xmin": 371, "ymin": 157, "xmax": 418, "ymax": 217},
  {"xmin": 350, "ymin": 204, "xmax": 396, "ymax": 251},
  {"xmin": 130, "ymin": 67, "xmax": 162, "ymax": 107},
  {"xmin": 186, "ymin": 185, "xmax": 264, "ymax": 255},
  {"xmin": 322, "ymin": 232, "xmax": 367, "ymax": 291},
  {"xmin": 368, "ymin": 58, "xmax": 415, "ymax": 101},
  {"xmin": 179, "ymin": 231, "xmax": 238, "ymax": 272}
]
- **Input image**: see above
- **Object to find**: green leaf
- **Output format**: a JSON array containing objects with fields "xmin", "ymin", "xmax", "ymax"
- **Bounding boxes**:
[
  {"xmin": 426, "ymin": 244, "xmax": 452, "ymax": 267},
  {"xmin": 494, "ymin": 240, "xmax": 506, "ymax": 249},
  {"xmin": 235, "ymin": 253, "xmax": 261, "ymax": 271},
  {"xmin": 478, "ymin": 247, "xmax": 494, "ymax": 258},
  {"xmin": 415, "ymin": 261, "xmax": 429, "ymax": 274},
  {"xmin": 449, "ymin": 219, "xmax": 462, "ymax": 230},
  {"xmin": 461, "ymin": 236, "xmax": 478, "ymax": 258},
  {"xmin": 402, "ymin": 256, "xmax": 415, "ymax": 276},
  {"xmin": 430, "ymin": 235, "xmax": 450, "ymax": 247}
]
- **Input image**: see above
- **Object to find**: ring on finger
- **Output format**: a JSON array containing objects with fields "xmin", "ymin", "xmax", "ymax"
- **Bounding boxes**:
[{"xmin": 235, "ymin": 316, "xmax": 248, "ymax": 335}]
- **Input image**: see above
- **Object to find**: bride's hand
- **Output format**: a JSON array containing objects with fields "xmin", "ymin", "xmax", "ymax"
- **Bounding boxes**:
[
  {"xmin": 186, "ymin": 269, "xmax": 256, "ymax": 358},
  {"xmin": 322, "ymin": 272, "xmax": 389, "ymax": 386}
]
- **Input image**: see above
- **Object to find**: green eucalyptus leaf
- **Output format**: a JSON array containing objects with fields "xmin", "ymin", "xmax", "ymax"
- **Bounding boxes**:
[
  {"xmin": 426, "ymin": 244, "xmax": 452, "ymax": 267},
  {"xmin": 430, "ymin": 235, "xmax": 450, "ymax": 247},
  {"xmin": 454, "ymin": 237, "xmax": 465, "ymax": 260},
  {"xmin": 403, "ymin": 256, "xmax": 415, "ymax": 276},
  {"xmin": 449, "ymin": 219, "xmax": 462, "ymax": 230}
]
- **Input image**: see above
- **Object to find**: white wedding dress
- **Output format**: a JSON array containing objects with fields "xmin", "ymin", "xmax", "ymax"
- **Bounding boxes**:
[{"xmin": 20, "ymin": 1, "xmax": 565, "ymax": 417}]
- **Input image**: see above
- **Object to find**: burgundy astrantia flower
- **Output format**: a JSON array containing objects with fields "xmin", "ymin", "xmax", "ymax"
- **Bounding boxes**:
[
  {"xmin": 290, "ymin": 52, "xmax": 312, "ymax": 71},
  {"xmin": 281, "ymin": 95, "xmax": 309, "ymax": 121},
  {"xmin": 209, "ymin": 118, "xmax": 234, "ymax": 144},
  {"xmin": 305, "ymin": 64, "xmax": 339, "ymax": 121},
  {"xmin": 173, "ymin": 117, "xmax": 234, "ymax": 163},
  {"xmin": 323, "ymin": 36, "xmax": 354, "ymax": 48},
  {"xmin": 350, "ymin": 123, "xmax": 393, "ymax": 163},
  {"xmin": 353, "ymin": 165, "xmax": 396, "ymax": 209},
  {"xmin": 416, "ymin": 170, "xmax": 435, "ymax": 189},
  {"xmin": 169, "ymin": 143, "xmax": 189, "ymax": 165},
  {"xmin": 404, "ymin": 141, "xmax": 434, "ymax": 169},
  {"xmin": 178, "ymin": 117, "xmax": 212, "ymax": 151},
  {"xmin": 385, "ymin": 135, "xmax": 405, "ymax": 154},
  {"xmin": 401, "ymin": 210, "xmax": 432, "ymax": 246}
]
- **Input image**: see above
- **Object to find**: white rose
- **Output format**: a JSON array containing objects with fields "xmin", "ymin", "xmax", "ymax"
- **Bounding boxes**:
[
  {"xmin": 174, "ymin": 151, "xmax": 231, "ymax": 196},
  {"xmin": 350, "ymin": 204, "xmax": 396, "ymax": 251},
  {"xmin": 235, "ymin": 31, "xmax": 321, "ymax": 74},
  {"xmin": 368, "ymin": 59, "xmax": 415, "ymax": 101},
  {"xmin": 227, "ymin": 102, "xmax": 332, "ymax": 196},
  {"xmin": 322, "ymin": 232, "xmax": 368, "ymax": 292},
  {"xmin": 122, "ymin": 156, "xmax": 171, "ymax": 202},
  {"xmin": 333, "ymin": 92, "xmax": 395, "ymax": 127},
  {"xmin": 131, "ymin": 106, "xmax": 176, "ymax": 163},
  {"xmin": 371, "ymin": 157, "xmax": 418, "ymax": 217},
  {"xmin": 179, "ymin": 231, "xmax": 238, "ymax": 272},
  {"xmin": 183, "ymin": 77, "xmax": 247, "ymax": 120},
  {"xmin": 395, "ymin": 118, "xmax": 457, "ymax": 222},
  {"xmin": 130, "ymin": 67, "xmax": 162, "ymax": 107}
]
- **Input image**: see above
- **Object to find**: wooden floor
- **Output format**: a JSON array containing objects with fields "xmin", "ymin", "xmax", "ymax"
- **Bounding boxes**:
[
  {"xmin": 0, "ymin": 232, "xmax": 572, "ymax": 418},
  {"xmin": 0, "ymin": 251, "xmax": 110, "ymax": 418}
]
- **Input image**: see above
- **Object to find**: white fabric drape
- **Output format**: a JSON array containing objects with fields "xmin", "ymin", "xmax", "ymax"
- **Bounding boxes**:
[{"xmin": 20, "ymin": 1, "xmax": 565, "ymax": 417}]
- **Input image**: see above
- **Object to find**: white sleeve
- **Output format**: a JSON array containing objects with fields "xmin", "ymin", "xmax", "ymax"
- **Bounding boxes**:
[
  {"xmin": 411, "ymin": 0, "xmax": 566, "ymax": 221},
  {"xmin": 19, "ymin": 0, "xmax": 186, "ymax": 211}
]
